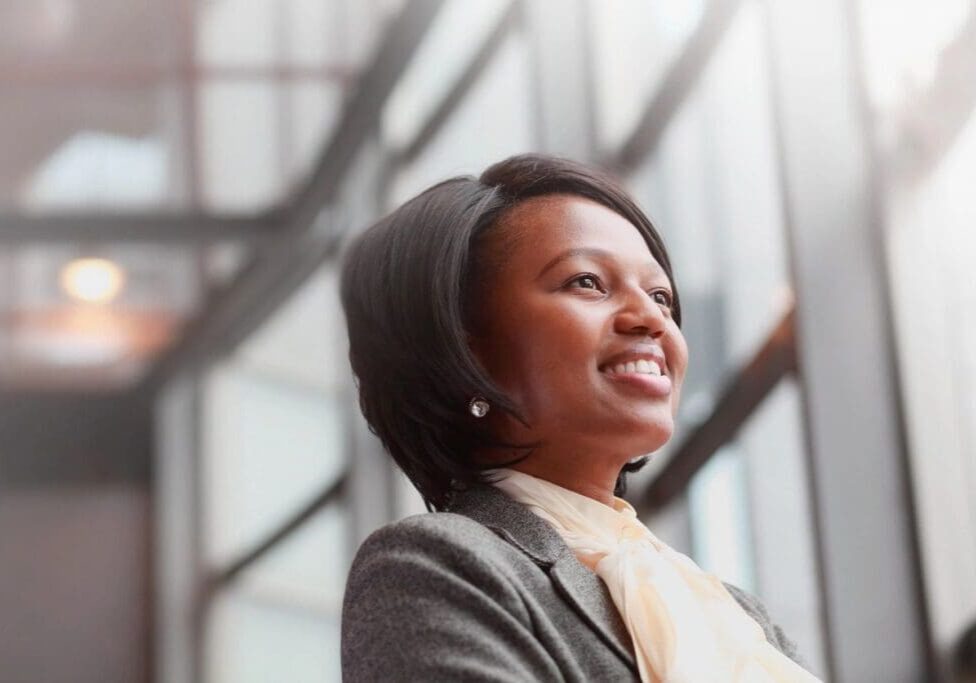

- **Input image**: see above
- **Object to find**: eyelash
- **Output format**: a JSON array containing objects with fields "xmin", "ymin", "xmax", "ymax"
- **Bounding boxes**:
[
  {"xmin": 567, "ymin": 273, "xmax": 674, "ymax": 309},
  {"xmin": 569, "ymin": 273, "xmax": 604, "ymax": 292}
]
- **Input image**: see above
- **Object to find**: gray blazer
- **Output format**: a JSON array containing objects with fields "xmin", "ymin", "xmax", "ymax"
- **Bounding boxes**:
[{"xmin": 341, "ymin": 485, "xmax": 802, "ymax": 681}]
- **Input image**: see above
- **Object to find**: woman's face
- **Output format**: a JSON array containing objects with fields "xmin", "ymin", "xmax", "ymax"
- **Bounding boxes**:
[{"xmin": 471, "ymin": 194, "xmax": 688, "ymax": 475}]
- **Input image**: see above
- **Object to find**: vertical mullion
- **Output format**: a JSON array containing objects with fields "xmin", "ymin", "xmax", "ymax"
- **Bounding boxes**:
[
  {"xmin": 762, "ymin": 1, "xmax": 931, "ymax": 680},
  {"xmin": 521, "ymin": 0, "xmax": 597, "ymax": 160},
  {"xmin": 153, "ymin": 373, "xmax": 204, "ymax": 683}
]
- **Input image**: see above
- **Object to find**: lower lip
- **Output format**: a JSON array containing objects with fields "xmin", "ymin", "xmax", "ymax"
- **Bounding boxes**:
[{"xmin": 602, "ymin": 371, "xmax": 672, "ymax": 398}]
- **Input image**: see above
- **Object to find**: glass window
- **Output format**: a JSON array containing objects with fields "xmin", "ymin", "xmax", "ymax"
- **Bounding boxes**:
[
  {"xmin": 206, "ymin": 504, "xmax": 348, "ymax": 683},
  {"xmin": 198, "ymin": 81, "xmax": 282, "ymax": 211},
  {"xmin": 0, "ymin": 1, "xmax": 388, "ymax": 213},
  {"xmin": 235, "ymin": 265, "xmax": 348, "ymax": 391},
  {"xmin": 286, "ymin": 82, "xmax": 344, "ymax": 190},
  {"xmin": 588, "ymin": 0, "xmax": 707, "ymax": 150},
  {"xmin": 197, "ymin": 0, "xmax": 279, "ymax": 69},
  {"xmin": 381, "ymin": 0, "xmax": 514, "ymax": 150},
  {"xmin": 883, "ymin": 106, "xmax": 976, "ymax": 651},
  {"xmin": 388, "ymin": 31, "xmax": 534, "ymax": 207},
  {"xmin": 281, "ymin": 0, "xmax": 344, "ymax": 67},
  {"xmin": 202, "ymin": 262, "xmax": 349, "ymax": 565},
  {"xmin": 628, "ymin": 4, "xmax": 826, "ymax": 673},
  {"xmin": 13, "ymin": 86, "xmax": 183, "ymax": 212},
  {"xmin": 737, "ymin": 378, "xmax": 825, "ymax": 676},
  {"xmin": 856, "ymin": 0, "xmax": 976, "ymax": 655},
  {"xmin": 0, "ymin": 1, "xmax": 182, "ymax": 208},
  {"xmin": 688, "ymin": 447, "xmax": 755, "ymax": 592},
  {"xmin": 856, "ymin": 0, "xmax": 972, "ymax": 113},
  {"xmin": 206, "ymin": 593, "xmax": 340, "ymax": 683},
  {"xmin": 628, "ymin": 1, "xmax": 789, "ymax": 423},
  {"xmin": 234, "ymin": 502, "xmax": 350, "ymax": 608},
  {"xmin": 24, "ymin": 128, "xmax": 170, "ymax": 210},
  {"xmin": 202, "ymin": 364, "xmax": 347, "ymax": 565}
]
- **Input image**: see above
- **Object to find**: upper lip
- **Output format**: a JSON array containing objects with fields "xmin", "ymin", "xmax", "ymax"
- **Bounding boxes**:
[{"xmin": 599, "ymin": 346, "xmax": 668, "ymax": 375}]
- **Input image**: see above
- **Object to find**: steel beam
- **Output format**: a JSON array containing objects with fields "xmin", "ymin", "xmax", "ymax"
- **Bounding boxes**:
[
  {"xmin": 141, "ymin": 1, "xmax": 444, "ymax": 390},
  {"xmin": 209, "ymin": 474, "xmax": 347, "ymax": 587},
  {"xmin": 0, "ymin": 2, "xmax": 441, "ymax": 246},
  {"xmin": 279, "ymin": 0, "xmax": 446, "ymax": 232},
  {"xmin": 0, "ymin": 211, "xmax": 280, "ymax": 244}
]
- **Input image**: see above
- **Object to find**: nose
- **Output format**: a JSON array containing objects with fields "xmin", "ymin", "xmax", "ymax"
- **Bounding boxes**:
[{"xmin": 614, "ymin": 285, "xmax": 667, "ymax": 338}]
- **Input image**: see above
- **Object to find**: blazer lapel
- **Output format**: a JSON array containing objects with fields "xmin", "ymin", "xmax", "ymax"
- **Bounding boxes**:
[
  {"xmin": 449, "ymin": 486, "xmax": 638, "ymax": 673},
  {"xmin": 548, "ymin": 554, "xmax": 639, "ymax": 669}
]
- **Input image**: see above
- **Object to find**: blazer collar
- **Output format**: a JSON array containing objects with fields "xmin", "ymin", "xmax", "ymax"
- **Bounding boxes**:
[{"xmin": 448, "ymin": 486, "xmax": 638, "ymax": 673}]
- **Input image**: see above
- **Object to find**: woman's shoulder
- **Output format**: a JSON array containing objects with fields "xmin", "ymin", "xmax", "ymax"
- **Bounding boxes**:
[
  {"xmin": 344, "ymin": 509, "xmax": 542, "ymax": 625},
  {"xmin": 349, "ymin": 510, "xmax": 520, "ymax": 576},
  {"xmin": 342, "ymin": 511, "xmax": 539, "ymax": 646},
  {"xmin": 355, "ymin": 510, "xmax": 497, "ymax": 553},
  {"xmin": 341, "ymin": 513, "xmax": 572, "ymax": 681}
]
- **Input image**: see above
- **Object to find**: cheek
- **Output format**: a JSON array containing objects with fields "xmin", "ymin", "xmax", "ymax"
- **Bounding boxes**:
[
  {"xmin": 480, "ymin": 305, "xmax": 601, "ymax": 396},
  {"xmin": 674, "ymin": 340, "xmax": 689, "ymax": 382},
  {"xmin": 670, "ymin": 335, "xmax": 689, "ymax": 409}
]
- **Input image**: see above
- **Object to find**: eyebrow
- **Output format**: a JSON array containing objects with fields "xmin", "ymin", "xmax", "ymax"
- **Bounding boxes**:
[{"xmin": 535, "ymin": 246, "xmax": 666, "ymax": 281}]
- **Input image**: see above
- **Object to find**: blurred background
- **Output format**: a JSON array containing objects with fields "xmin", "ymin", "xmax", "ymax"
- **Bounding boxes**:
[{"xmin": 0, "ymin": 0, "xmax": 974, "ymax": 681}]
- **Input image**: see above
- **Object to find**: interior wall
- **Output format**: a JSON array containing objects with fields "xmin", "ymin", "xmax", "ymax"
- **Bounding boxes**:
[{"xmin": 0, "ymin": 392, "xmax": 152, "ymax": 683}]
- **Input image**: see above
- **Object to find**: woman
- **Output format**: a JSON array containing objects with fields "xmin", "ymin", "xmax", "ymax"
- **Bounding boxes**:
[{"xmin": 340, "ymin": 154, "xmax": 820, "ymax": 681}]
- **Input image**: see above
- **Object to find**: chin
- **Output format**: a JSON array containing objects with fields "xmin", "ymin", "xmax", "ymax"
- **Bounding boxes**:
[{"xmin": 622, "ymin": 416, "xmax": 673, "ymax": 455}]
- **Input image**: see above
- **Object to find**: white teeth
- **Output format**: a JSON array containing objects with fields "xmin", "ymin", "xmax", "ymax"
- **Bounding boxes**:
[{"xmin": 606, "ymin": 359, "xmax": 664, "ymax": 376}]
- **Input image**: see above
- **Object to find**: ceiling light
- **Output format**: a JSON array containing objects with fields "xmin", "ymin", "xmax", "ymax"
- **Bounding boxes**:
[{"xmin": 60, "ymin": 257, "xmax": 126, "ymax": 303}]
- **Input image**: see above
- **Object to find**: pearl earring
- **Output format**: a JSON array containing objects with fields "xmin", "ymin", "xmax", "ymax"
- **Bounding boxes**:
[{"xmin": 469, "ymin": 397, "xmax": 490, "ymax": 418}]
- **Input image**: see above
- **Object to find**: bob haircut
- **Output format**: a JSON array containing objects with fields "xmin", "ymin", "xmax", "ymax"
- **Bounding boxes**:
[{"xmin": 340, "ymin": 154, "xmax": 681, "ymax": 511}]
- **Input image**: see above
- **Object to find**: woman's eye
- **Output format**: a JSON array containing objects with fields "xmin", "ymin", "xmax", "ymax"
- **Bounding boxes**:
[
  {"xmin": 651, "ymin": 290, "xmax": 673, "ymax": 308},
  {"xmin": 569, "ymin": 274, "xmax": 602, "ymax": 291}
]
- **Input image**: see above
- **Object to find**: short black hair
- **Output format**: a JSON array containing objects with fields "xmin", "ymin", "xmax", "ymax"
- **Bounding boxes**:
[{"xmin": 340, "ymin": 154, "xmax": 680, "ymax": 510}]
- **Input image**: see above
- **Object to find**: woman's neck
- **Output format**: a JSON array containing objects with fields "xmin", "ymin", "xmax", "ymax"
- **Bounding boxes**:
[{"xmin": 503, "ymin": 458, "xmax": 622, "ymax": 507}]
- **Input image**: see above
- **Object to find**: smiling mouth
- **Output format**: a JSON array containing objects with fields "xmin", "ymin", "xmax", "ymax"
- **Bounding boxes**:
[
  {"xmin": 601, "ymin": 359, "xmax": 664, "ymax": 377},
  {"xmin": 599, "ymin": 361, "xmax": 672, "ymax": 397}
]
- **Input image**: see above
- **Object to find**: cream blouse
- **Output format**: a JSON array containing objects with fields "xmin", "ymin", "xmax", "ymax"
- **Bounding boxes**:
[{"xmin": 491, "ymin": 468, "xmax": 822, "ymax": 683}]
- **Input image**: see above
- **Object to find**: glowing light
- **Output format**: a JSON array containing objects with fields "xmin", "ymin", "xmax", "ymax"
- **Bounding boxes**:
[
  {"xmin": 60, "ymin": 258, "xmax": 126, "ymax": 303},
  {"xmin": 21, "ymin": 328, "xmax": 126, "ymax": 366}
]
